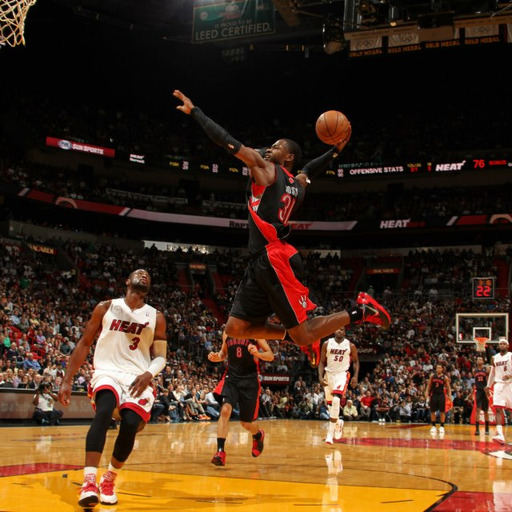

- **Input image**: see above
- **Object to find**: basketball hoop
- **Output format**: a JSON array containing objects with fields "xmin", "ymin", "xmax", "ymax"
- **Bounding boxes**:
[
  {"xmin": 474, "ymin": 337, "xmax": 488, "ymax": 353},
  {"xmin": 0, "ymin": 0, "xmax": 37, "ymax": 48}
]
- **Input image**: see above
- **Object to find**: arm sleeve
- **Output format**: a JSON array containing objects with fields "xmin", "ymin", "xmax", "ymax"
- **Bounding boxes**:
[
  {"xmin": 487, "ymin": 365, "xmax": 495, "ymax": 388},
  {"xmin": 190, "ymin": 107, "xmax": 242, "ymax": 154},
  {"xmin": 300, "ymin": 148, "xmax": 338, "ymax": 180}
]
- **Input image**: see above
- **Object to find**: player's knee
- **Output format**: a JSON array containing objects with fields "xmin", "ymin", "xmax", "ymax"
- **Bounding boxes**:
[{"xmin": 224, "ymin": 318, "xmax": 246, "ymax": 338}]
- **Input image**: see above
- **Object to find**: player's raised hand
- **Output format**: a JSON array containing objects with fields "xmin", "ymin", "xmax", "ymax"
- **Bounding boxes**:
[{"xmin": 173, "ymin": 90, "xmax": 195, "ymax": 115}]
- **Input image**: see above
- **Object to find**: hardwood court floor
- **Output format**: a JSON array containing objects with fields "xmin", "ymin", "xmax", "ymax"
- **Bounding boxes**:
[{"xmin": 1, "ymin": 419, "xmax": 511, "ymax": 512}]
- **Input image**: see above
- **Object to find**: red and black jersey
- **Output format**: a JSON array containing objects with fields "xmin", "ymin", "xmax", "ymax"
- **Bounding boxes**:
[
  {"xmin": 430, "ymin": 373, "xmax": 447, "ymax": 395},
  {"xmin": 225, "ymin": 338, "xmax": 260, "ymax": 379},
  {"xmin": 246, "ymin": 164, "xmax": 305, "ymax": 254},
  {"xmin": 474, "ymin": 367, "xmax": 488, "ymax": 390}
]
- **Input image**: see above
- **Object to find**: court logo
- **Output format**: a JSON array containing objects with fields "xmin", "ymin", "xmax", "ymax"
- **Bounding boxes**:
[{"xmin": 58, "ymin": 140, "xmax": 72, "ymax": 150}]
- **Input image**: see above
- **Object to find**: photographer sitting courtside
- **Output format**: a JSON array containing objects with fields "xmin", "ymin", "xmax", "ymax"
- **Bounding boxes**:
[{"xmin": 32, "ymin": 382, "xmax": 63, "ymax": 426}]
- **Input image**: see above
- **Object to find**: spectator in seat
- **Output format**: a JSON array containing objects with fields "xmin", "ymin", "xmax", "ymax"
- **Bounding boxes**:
[
  {"xmin": 343, "ymin": 399, "xmax": 360, "ymax": 421},
  {"xmin": 33, "ymin": 381, "xmax": 63, "ymax": 426}
]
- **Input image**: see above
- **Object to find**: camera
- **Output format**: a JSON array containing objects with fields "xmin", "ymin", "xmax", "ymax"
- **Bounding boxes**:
[{"xmin": 38, "ymin": 382, "xmax": 50, "ymax": 392}]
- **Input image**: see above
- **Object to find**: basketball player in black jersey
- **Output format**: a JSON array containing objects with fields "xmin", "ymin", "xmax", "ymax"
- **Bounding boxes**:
[
  {"xmin": 174, "ymin": 90, "xmax": 391, "ymax": 368},
  {"xmin": 473, "ymin": 356, "xmax": 490, "ymax": 435},
  {"xmin": 425, "ymin": 364, "xmax": 452, "ymax": 435},
  {"xmin": 208, "ymin": 331, "xmax": 274, "ymax": 466}
]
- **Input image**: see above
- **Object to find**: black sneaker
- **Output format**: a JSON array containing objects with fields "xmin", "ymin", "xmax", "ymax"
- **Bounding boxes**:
[{"xmin": 252, "ymin": 429, "xmax": 265, "ymax": 457}]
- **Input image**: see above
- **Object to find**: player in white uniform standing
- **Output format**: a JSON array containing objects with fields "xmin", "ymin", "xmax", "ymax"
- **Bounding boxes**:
[
  {"xmin": 58, "ymin": 269, "xmax": 167, "ymax": 508},
  {"xmin": 485, "ymin": 337, "xmax": 512, "ymax": 444},
  {"xmin": 318, "ymin": 326, "xmax": 359, "ymax": 445}
]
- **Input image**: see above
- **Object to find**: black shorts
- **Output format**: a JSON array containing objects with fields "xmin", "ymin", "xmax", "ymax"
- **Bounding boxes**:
[
  {"xmin": 215, "ymin": 374, "xmax": 260, "ymax": 423},
  {"xmin": 230, "ymin": 240, "xmax": 316, "ymax": 329},
  {"xmin": 475, "ymin": 389, "xmax": 489, "ymax": 410},
  {"xmin": 429, "ymin": 393, "xmax": 446, "ymax": 413}
]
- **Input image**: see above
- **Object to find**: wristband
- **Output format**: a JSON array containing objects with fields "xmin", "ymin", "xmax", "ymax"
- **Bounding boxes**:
[{"xmin": 147, "ymin": 356, "xmax": 166, "ymax": 378}]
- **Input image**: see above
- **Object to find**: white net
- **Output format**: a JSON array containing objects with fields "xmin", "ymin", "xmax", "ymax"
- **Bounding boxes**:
[
  {"xmin": 0, "ymin": 0, "xmax": 37, "ymax": 48},
  {"xmin": 475, "ymin": 337, "xmax": 488, "ymax": 353}
]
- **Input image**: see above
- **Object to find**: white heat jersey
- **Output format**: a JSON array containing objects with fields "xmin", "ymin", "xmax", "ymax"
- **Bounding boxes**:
[
  {"xmin": 324, "ymin": 337, "xmax": 351, "ymax": 374},
  {"xmin": 493, "ymin": 352, "xmax": 512, "ymax": 383},
  {"xmin": 93, "ymin": 298, "xmax": 157, "ymax": 375}
]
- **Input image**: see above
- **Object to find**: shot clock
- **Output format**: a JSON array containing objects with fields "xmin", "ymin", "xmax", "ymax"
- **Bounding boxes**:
[{"xmin": 472, "ymin": 277, "xmax": 495, "ymax": 299}]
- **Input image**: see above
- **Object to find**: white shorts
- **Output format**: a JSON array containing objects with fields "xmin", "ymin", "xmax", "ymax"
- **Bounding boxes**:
[
  {"xmin": 324, "ymin": 371, "xmax": 350, "ymax": 403},
  {"xmin": 492, "ymin": 382, "xmax": 512, "ymax": 410},
  {"xmin": 90, "ymin": 369, "xmax": 156, "ymax": 423}
]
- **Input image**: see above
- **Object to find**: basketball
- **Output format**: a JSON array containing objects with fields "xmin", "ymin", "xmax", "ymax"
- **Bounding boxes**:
[{"xmin": 315, "ymin": 110, "xmax": 351, "ymax": 145}]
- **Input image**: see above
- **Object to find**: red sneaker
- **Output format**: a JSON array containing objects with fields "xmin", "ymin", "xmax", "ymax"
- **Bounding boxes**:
[
  {"xmin": 211, "ymin": 450, "xmax": 226, "ymax": 466},
  {"xmin": 300, "ymin": 339, "xmax": 321, "ymax": 368},
  {"xmin": 78, "ymin": 474, "xmax": 99, "ymax": 508},
  {"xmin": 356, "ymin": 292, "xmax": 391, "ymax": 329},
  {"xmin": 252, "ymin": 429, "xmax": 265, "ymax": 457},
  {"xmin": 99, "ymin": 470, "xmax": 118, "ymax": 505}
]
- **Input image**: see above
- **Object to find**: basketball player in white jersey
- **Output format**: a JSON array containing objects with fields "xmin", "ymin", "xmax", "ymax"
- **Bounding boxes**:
[
  {"xmin": 318, "ymin": 327, "xmax": 359, "ymax": 445},
  {"xmin": 485, "ymin": 337, "xmax": 512, "ymax": 444},
  {"xmin": 58, "ymin": 269, "xmax": 167, "ymax": 508}
]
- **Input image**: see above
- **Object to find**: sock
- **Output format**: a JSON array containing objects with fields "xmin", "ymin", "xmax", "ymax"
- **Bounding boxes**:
[
  {"xmin": 328, "ymin": 422, "xmax": 336, "ymax": 434},
  {"xmin": 475, "ymin": 422, "xmax": 479, "ymax": 430},
  {"xmin": 431, "ymin": 422, "xmax": 436, "ymax": 427},
  {"xmin": 217, "ymin": 438, "xmax": 226, "ymax": 451},
  {"xmin": 108, "ymin": 463, "xmax": 119, "ymax": 476},
  {"xmin": 485, "ymin": 421, "xmax": 489, "ymax": 431},
  {"xmin": 440, "ymin": 423, "xmax": 444, "ymax": 427},
  {"xmin": 497, "ymin": 425, "xmax": 503, "ymax": 435},
  {"xmin": 349, "ymin": 308, "xmax": 362, "ymax": 323},
  {"xmin": 84, "ymin": 467, "xmax": 97, "ymax": 479}
]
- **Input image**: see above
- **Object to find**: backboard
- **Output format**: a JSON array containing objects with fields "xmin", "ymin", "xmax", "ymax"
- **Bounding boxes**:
[{"xmin": 456, "ymin": 312, "xmax": 509, "ymax": 344}]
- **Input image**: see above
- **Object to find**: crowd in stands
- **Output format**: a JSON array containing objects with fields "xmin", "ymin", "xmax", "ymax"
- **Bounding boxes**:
[
  {"xmin": 1, "ymin": 45, "xmax": 511, "ymax": 430},
  {"xmin": 1, "ymin": 236, "xmax": 510, "ymax": 426},
  {"xmin": 1, "ymin": 83, "xmax": 512, "ymax": 228},
  {"xmin": 3, "ymin": 81, "xmax": 510, "ymax": 167},
  {"xmin": 2, "ymin": 158, "xmax": 512, "ymax": 224}
]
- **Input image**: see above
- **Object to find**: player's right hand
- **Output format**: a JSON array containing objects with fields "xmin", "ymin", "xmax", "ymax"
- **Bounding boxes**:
[
  {"xmin": 173, "ymin": 90, "xmax": 194, "ymax": 115},
  {"xmin": 58, "ymin": 381, "xmax": 72, "ymax": 407}
]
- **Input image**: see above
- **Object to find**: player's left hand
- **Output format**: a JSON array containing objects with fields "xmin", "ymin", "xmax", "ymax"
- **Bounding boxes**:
[
  {"xmin": 334, "ymin": 124, "xmax": 352, "ymax": 151},
  {"xmin": 295, "ymin": 173, "xmax": 310, "ymax": 188},
  {"xmin": 248, "ymin": 345, "xmax": 259, "ymax": 357},
  {"xmin": 129, "ymin": 372, "xmax": 152, "ymax": 398},
  {"xmin": 350, "ymin": 377, "xmax": 358, "ymax": 388}
]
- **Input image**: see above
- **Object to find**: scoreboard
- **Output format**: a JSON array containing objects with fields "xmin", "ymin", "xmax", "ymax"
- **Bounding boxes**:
[{"xmin": 472, "ymin": 277, "xmax": 496, "ymax": 299}]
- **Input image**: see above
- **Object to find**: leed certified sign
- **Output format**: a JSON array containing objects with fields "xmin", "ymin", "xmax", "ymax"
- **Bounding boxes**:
[{"xmin": 192, "ymin": 0, "xmax": 275, "ymax": 43}]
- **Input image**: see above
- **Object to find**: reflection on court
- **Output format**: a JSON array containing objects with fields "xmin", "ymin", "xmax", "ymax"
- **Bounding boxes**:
[{"xmin": 0, "ymin": 420, "xmax": 510, "ymax": 511}]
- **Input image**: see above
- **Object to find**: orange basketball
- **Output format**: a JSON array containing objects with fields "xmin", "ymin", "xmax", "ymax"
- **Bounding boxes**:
[{"xmin": 315, "ymin": 110, "xmax": 351, "ymax": 145}]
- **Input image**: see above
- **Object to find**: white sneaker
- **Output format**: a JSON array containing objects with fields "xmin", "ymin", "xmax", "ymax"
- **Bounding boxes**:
[
  {"xmin": 334, "ymin": 419, "xmax": 344, "ymax": 441},
  {"xmin": 78, "ymin": 474, "xmax": 99, "ymax": 508},
  {"xmin": 430, "ymin": 426, "xmax": 437, "ymax": 435},
  {"xmin": 99, "ymin": 470, "xmax": 118, "ymax": 505},
  {"xmin": 439, "ymin": 426, "xmax": 445, "ymax": 434},
  {"xmin": 493, "ymin": 433, "xmax": 506, "ymax": 444},
  {"xmin": 325, "ymin": 432, "xmax": 334, "ymax": 445}
]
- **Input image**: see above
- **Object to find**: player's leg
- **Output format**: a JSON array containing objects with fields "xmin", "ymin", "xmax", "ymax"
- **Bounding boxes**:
[
  {"xmin": 98, "ymin": 408, "xmax": 144, "ymax": 505},
  {"xmin": 79, "ymin": 389, "xmax": 118, "ymax": 507}
]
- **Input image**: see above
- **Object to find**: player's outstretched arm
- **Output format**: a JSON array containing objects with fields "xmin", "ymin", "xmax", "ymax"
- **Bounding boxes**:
[{"xmin": 173, "ymin": 89, "xmax": 274, "ymax": 185}]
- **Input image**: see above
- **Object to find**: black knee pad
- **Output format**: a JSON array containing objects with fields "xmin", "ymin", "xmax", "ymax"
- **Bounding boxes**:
[
  {"xmin": 112, "ymin": 409, "xmax": 144, "ymax": 462},
  {"xmin": 85, "ymin": 390, "xmax": 117, "ymax": 453}
]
